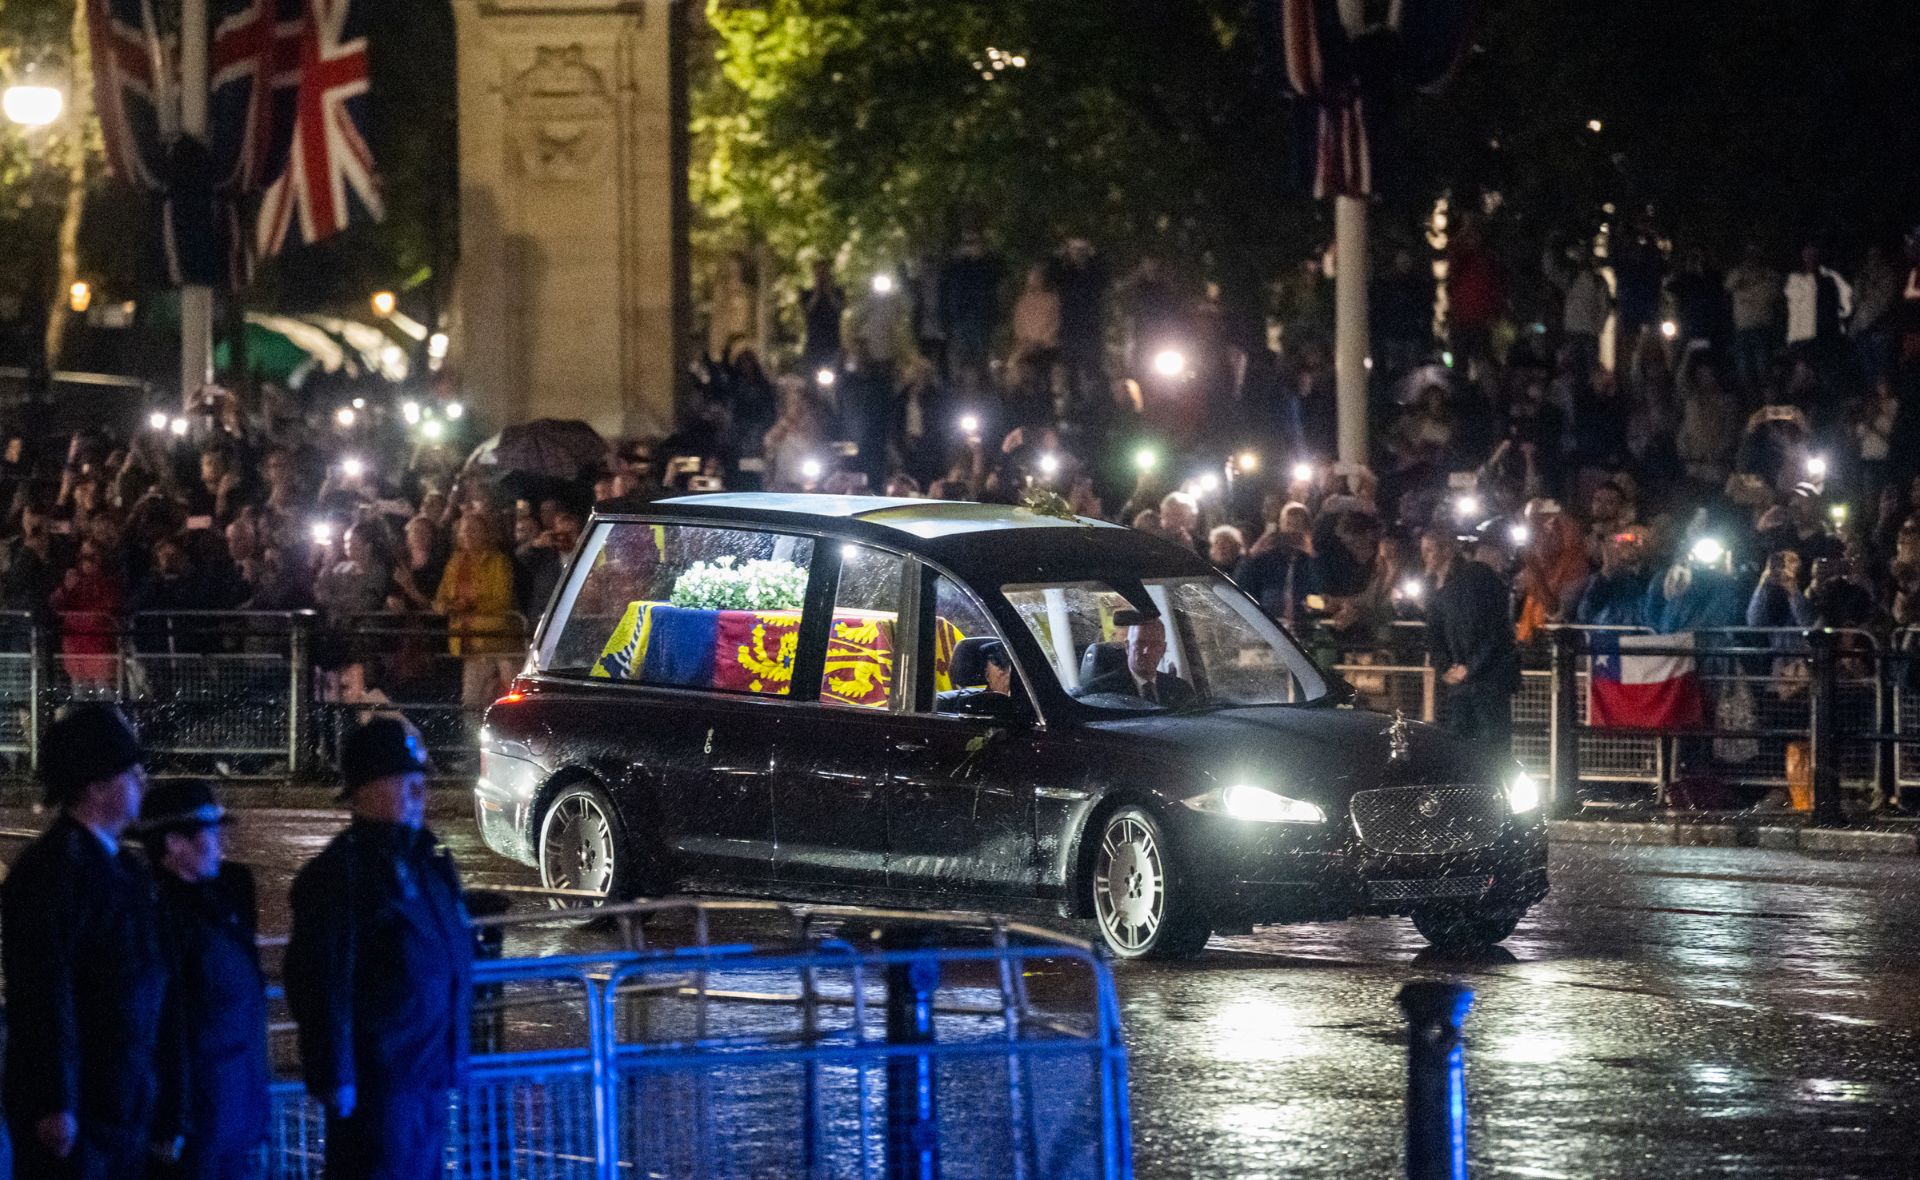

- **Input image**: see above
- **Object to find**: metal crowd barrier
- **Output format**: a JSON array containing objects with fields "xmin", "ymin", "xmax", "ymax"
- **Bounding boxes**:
[
  {"xmin": 264, "ymin": 899, "xmax": 1133, "ymax": 1180},
  {"xmin": 1539, "ymin": 625, "xmax": 1895, "ymax": 820},
  {"xmin": 9, "ymin": 608, "xmax": 530, "ymax": 781},
  {"xmin": 1317, "ymin": 621, "xmax": 1904, "ymax": 815}
]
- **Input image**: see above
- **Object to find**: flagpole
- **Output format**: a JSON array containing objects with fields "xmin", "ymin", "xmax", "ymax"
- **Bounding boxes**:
[
  {"xmin": 179, "ymin": 0, "xmax": 213, "ymax": 409},
  {"xmin": 1334, "ymin": 192, "xmax": 1369, "ymax": 467}
]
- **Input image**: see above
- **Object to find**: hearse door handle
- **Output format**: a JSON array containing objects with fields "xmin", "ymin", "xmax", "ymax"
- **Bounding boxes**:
[{"xmin": 892, "ymin": 740, "xmax": 929, "ymax": 753}]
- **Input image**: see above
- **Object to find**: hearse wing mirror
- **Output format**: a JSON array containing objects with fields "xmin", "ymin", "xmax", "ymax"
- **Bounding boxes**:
[{"xmin": 1325, "ymin": 671, "xmax": 1358, "ymax": 707}]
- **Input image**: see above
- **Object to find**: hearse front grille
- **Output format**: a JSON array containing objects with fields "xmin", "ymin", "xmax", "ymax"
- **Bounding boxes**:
[
  {"xmin": 1369, "ymin": 875, "xmax": 1493, "ymax": 903},
  {"xmin": 1348, "ymin": 784, "xmax": 1506, "ymax": 856}
]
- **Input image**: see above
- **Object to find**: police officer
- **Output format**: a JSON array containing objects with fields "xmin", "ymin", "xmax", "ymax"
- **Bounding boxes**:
[
  {"xmin": 1, "ymin": 705, "xmax": 176, "ymax": 1179},
  {"xmin": 137, "ymin": 780, "xmax": 269, "ymax": 1180},
  {"xmin": 285, "ymin": 717, "xmax": 473, "ymax": 1180}
]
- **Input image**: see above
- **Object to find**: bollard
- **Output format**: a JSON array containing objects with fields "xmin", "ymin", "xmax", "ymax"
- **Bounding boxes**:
[
  {"xmin": 1547, "ymin": 627, "xmax": 1581, "ymax": 819},
  {"xmin": 1807, "ymin": 628, "xmax": 1842, "ymax": 827},
  {"xmin": 873, "ymin": 922, "xmax": 944, "ymax": 1180},
  {"xmin": 1397, "ymin": 981, "xmax": 1474, "ymax": 1180}
]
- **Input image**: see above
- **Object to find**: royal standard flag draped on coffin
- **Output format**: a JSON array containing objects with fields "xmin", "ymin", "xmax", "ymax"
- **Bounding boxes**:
[{"xmin": 593, "ymin": 602, "xmax": 901, "ymax": 704}]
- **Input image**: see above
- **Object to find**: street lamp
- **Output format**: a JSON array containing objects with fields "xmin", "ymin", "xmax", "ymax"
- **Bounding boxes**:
[
  {"xmin": 67, "ymin": 281, "xmax": 90, "ymax": 313},
  {"xmin": 2, "ymin": 84, "xmax": 62, "ymax": 128},
  {"xmin": 370, "ymin": 290, "xmax": 397, "ymax": 318}
]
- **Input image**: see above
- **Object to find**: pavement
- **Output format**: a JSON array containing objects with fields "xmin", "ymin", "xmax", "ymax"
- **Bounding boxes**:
[
  {"xmin": 1551, "ymin": 812, "xmax": 1920, "ymax": 856},
  {"xmin": 4, "ymin": 806, "xmax": 1918, "ymax": 1178}
]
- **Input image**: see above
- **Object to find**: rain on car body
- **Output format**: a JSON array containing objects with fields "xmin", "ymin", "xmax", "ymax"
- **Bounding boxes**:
[{"xmin": 474, "ymin": 493, "xmax": 1549, "ymax": 958}]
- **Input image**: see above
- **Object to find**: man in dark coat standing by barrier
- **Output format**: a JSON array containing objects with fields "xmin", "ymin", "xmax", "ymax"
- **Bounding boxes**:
[
  {"xmin": 286, "ymin": 717, "xmax": 473, "ymax": 1180},
  {"xmin": 2, "ymin": 704, "xmax": 175, "ymax": 1179},
  {"xmin": 1422, "ymin": 529, "xmax": 1521, "ymax": 750},
  {"xmin": 139, "ymin": 779, "xmax": 269, "ymax": 1180}
]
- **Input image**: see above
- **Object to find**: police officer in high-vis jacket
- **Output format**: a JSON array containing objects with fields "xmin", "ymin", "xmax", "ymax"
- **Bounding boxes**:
[
  {"xmin": 2, "ymin": 705, "xmax": 176, "ymax": 1179},
  {"xmin": 285, "ymin": 717, "xmax": 473, "ymax": 1180},
  {"xmin": 138, "ymin": 779, "xmax": 270, "ymax": 1180}
]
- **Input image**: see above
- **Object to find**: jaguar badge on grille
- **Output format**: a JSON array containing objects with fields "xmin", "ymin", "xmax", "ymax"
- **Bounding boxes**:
[
  {"xmin": 1385, "ymin": 710, "xmax": 1412, "ymax": 762},
  {"xmin": 1416, "ymin": 792, "xmax": 1443, "ymax": 818}
]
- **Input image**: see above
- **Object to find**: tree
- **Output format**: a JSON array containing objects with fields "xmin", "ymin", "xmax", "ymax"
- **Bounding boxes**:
[
  {"xmin": 0, "ymin": 0, "xmax": 104, "ymax": 370},
  {"xmin": 700, "ymin": 0, "xmax": 1920, "ymax": 358},
  {"xmin": 696, "ymin": 0, "xmax": 1320, "ymax": 345}
]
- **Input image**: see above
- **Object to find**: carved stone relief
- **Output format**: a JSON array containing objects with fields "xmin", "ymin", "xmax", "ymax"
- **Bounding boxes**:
[{"xmin": 506, "ymin": 45, "xmax": 613, "ymax": 184}]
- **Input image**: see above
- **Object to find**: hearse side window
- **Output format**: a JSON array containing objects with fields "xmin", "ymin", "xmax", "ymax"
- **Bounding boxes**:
[
  {"xmin": 819, "ymin": 544, "xmax": 908, "ymax": 710},
  {"xmin": 541, "ymin": 521, "xmax": 816, "ymax": 697}
]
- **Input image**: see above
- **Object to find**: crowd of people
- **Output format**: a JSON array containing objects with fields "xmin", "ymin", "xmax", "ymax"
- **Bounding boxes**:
[
  {"xmin": 0, "ymin": 387, "xmax": 604, "ymax": 713},
  {"xmin": 689, "ymin": 223, "xmax": 1920, "ymax": 662}
]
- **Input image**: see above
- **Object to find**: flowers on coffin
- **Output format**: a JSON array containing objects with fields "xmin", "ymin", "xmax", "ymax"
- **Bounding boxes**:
[{"xmin": 669, "ymin": 556, "xmax": 808, "ymax": 612}]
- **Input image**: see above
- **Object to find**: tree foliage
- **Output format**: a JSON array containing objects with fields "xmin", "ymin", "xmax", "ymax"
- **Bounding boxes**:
[
  {"xmin": 698, "ymin": 0, "xmax": 1920, "ymax": 331},
  {"xmin": 697, "ymin": 0, "xmax": 1316, "ymax": 321}
]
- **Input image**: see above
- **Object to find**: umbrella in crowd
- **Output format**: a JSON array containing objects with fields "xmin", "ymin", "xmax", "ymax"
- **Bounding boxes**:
[{"xmin": 465, "ymin": 418, "xmax": 609, "ymax": 482}]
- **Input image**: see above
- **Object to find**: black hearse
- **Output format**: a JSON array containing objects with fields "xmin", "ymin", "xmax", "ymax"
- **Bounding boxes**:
[{"xmin": 475, "ymin": 493, "xmax": 1547, "ymax": 958}]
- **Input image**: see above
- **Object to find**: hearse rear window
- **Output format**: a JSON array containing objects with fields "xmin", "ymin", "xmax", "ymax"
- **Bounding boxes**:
[{"xmin": 542, "ymin": 522, "xmax": 816, "ymax": 695}]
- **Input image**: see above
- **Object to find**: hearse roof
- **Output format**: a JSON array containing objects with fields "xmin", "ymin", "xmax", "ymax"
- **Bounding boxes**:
[{"xmin": 593, "ymin": 492, "xmax": 1212, "ymax": 583}]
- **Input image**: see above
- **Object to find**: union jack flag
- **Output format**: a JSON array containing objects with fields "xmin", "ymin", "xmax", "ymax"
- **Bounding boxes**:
[
  {"xmin": 1278, "ymin": 0, "xmax": 1370, "ymax": 199},
  {"xmin": 87, "ymin": 0, "xmax": 306, "ymax": 286},
  {"xmin": 255, "ymin": 0, "xmax": 384, "ymax": 257},
  {"xmin": 87, "ymin": 0, "xmax": 167, "ymax": 191},
  {"xmin": 210, "ymin": 0, "xmax": 307, "ymax": 196},
  {"xmin": 1271, "ymin": 0, "xmax": 1471, "ymax": 200}
]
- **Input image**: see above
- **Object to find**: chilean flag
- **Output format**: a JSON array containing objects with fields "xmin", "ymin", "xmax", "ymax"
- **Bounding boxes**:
[{"xmin": 1589, "ymin": 633, "xmax": 1705, "ymax": 730}]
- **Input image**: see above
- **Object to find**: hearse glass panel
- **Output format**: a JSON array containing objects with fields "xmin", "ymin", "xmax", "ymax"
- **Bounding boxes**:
[
  {"xmin": 818, "ymin": 543, "xmax": 911, "ymax": 711},
  {"xmin": 540, "ymin": 520, "xmax": 817, "ymax": 695}
]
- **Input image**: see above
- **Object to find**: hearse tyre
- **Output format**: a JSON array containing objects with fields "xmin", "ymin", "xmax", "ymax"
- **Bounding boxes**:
[
  {"xmin": 537, "ymin": 779, "xmax": 635, "ymax": 905},
  {"xmin": 1089, "ymin": 804, "xmax": 1213, "ymax": 959}
]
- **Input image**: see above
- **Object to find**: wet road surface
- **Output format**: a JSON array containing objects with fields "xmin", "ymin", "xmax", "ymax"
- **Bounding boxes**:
[{"xmin": 5, "ymin": 807, "xmax": 1918, "ymax": 1178}]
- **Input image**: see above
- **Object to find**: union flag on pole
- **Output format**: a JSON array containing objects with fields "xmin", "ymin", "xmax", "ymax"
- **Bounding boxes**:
[
  {"xmin": 87, "ymin": 0, "xmax": 308, "ymax": 286},
  {"xmin": 87, "ymin": 0, "xmax": 167, "ymax": 191},
  {"xmin": 210, "ymin": 0, "xmax": 307, "ymax": 196},
  {"xmin": 255, "ymin": 0, "xmax": 383, "ymax": 257}
]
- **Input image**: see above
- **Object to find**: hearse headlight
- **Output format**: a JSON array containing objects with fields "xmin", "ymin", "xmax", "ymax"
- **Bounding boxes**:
[
  {"xmin": 1187, "ymin": 784, "xmax": 1326, "ymax": 824},
  {"xmin": 1506, "ymin": 770, "xmax": 1542, "ymax": 814}
]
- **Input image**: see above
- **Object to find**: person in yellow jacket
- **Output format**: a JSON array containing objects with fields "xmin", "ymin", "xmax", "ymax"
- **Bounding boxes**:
[{"xmin": 435, "ymin": 512, "xmax": 523, "ymax": 709}]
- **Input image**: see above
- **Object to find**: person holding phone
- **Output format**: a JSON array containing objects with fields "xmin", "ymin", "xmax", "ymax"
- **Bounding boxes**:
[{"xmin": 1575, "ymin": 530, "xmax": 1652, "ymax": 627}]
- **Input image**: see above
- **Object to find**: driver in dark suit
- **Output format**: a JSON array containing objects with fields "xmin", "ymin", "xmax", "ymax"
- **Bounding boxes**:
[{"xmin": 1079, "ymin": 611, "xmax": 1196, "ymax": 707}]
